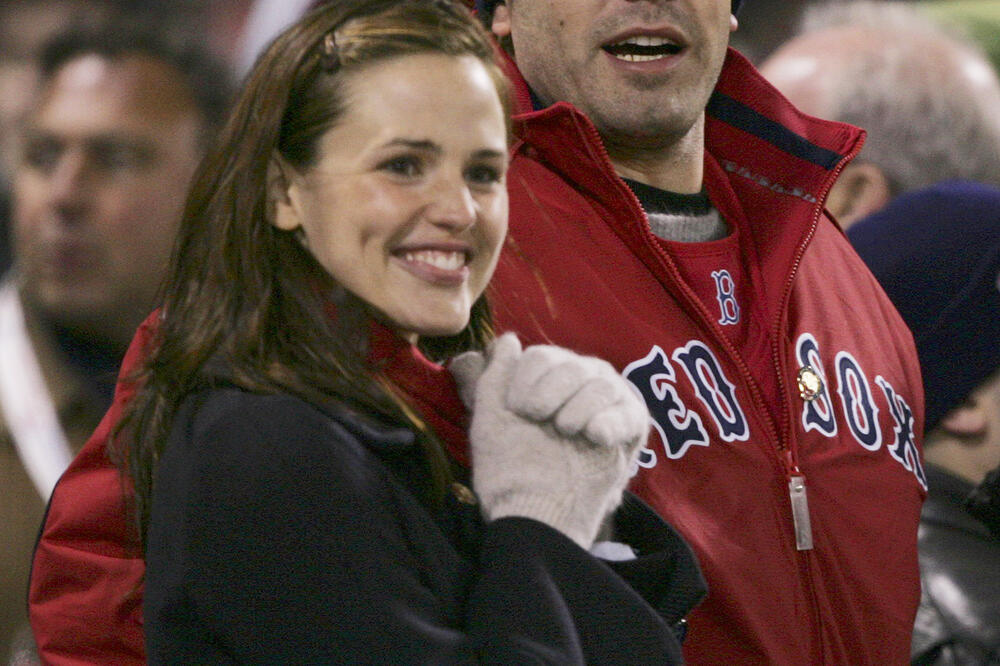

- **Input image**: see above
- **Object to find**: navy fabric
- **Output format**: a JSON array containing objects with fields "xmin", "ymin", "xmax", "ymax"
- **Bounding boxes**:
[
  {"xmin": 145, "ymin": 387, "xmax": 705, "ymax": 663},
  {"xmin": 847, "ymin": 180, "xmax": 1000, "ymax": 432},
  {"xmin": 707, "ymin": 91, "xmax": 843, "ymax": 169}
]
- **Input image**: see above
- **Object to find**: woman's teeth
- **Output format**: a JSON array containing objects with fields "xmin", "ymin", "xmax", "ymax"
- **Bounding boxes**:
[{"xmin": 403, "ymin": 250, "xmax": 466, "ymax": 271}]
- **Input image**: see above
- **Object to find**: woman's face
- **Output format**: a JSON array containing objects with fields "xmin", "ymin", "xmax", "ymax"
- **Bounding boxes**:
[{"xmin": 273, "ymin": 53, "xmax": 508, "ymax": 341}]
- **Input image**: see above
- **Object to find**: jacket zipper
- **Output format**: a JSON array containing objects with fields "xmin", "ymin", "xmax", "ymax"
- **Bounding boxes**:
[
  {"xmin": 771, "ymin": 132, "xmax": 865, "ymax": 557},
  {"xmin": 771, "ymin": 134, "xmax": 866, "ymax": 663}
]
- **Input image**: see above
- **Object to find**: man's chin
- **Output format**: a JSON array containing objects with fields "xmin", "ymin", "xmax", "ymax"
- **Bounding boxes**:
[{"xmin": 28, "ymin": 285, "xmax": 124, "ymax": 332}]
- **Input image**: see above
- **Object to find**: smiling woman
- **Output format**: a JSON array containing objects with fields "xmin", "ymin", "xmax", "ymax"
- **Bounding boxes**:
[
  {"xmin": 268, "ymin": 51, "xmax": 509, "ymax": 341},
  {"xmin": 31, "ymin": 0, "xmax": 705, "ymax": 662}
]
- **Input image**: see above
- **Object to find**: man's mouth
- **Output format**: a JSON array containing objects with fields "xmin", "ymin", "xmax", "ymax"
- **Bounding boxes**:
[{"xmin": 603, "ymin": 36, "xmax": 683, "ymax": 63}]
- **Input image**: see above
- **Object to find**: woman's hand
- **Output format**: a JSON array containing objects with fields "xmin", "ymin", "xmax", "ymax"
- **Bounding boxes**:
[{"xmin": 450, "ymin": 333, "xmax": 649, "ymax": 548}]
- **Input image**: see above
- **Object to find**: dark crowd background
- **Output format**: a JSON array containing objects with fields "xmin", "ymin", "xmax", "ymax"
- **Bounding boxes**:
[{"xmin": 2, "ymin": 0, "xmax": 999, "ymax": 276}]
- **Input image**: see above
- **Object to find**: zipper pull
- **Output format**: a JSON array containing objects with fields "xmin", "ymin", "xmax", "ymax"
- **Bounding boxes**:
[{"xmin": 788, "ymin": 475, "xmax": 813, "ymax": 551}]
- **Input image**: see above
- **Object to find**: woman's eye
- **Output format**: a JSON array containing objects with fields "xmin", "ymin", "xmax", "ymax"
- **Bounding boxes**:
[
  {"xmin": 380, "ymin": 156, "xmax": 422, "ymax": 177},
  {"xmin": 465, "ymin": 164, "xmax": 503, "ymax": 186}
]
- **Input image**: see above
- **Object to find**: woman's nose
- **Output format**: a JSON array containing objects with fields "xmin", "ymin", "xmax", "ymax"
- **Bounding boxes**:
[{"xmin": 427, "ymin": 174, "xmax": 476, "ymax": 231}]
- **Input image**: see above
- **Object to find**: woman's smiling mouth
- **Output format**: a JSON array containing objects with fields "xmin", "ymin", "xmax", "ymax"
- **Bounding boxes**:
[{"xmin": 394, "ymin": 246, "xmax": 472, "ymax": 286}]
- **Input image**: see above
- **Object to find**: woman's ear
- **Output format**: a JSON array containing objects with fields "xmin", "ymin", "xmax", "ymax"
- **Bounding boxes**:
[
  {"xmin": 491, "ymin": 3, "xmax": 512, "ymax": 39},
  {"xmin": 267, "ymin": 154, "xmax": 302, "ymax": 232}
]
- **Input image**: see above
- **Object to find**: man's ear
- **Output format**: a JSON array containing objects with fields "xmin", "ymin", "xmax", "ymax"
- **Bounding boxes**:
[
  {"xmin": 826, "ymin": 162, "xmax": 892, "ymax": 230},
  {"xmin": 491, "ymin": 2, "xmax": 512, "ymax": 39},
  {"xmin": 939, "ymin": 399, "xmax": 989, "ymax": 438},
  {"xmin": 267, "ymin": 154, "xmax": 302, "ymax": 232}
]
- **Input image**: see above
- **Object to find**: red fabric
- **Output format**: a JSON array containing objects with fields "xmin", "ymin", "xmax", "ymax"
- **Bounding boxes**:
[
  {"xmin": 487, "ymin": 48, "xmax": 925, "ymax": 665},
  {"xmin": 29, "ymin": 317, "xmax": 152, "ymax": 666},
  {"xmin": 30, "ymin": 314, "xmax": 469, "ymax": 665},
  {"xmin": 368, "ymin": 320, "xmax": 471, "ymax": 466}
]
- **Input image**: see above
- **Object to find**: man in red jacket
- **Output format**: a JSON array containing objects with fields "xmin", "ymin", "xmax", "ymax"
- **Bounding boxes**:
[
  {"xmin": 31, "ymin": 1, "xmax": 926, "ymax": 664},
  {"xmin": 480, "ymin": 0, "xmax": 923, "ymax": 662}
]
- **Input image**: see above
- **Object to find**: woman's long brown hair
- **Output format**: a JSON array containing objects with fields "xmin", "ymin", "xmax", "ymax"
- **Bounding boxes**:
[{"xmin": 115, "ymin": 0, "xmax": 510, "ymax": 550}]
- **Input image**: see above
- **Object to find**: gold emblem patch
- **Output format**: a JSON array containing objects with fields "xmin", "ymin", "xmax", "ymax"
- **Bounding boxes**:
[{"xmin": 797, "ymin": 365, "xmax": 823, "ymax": 401}]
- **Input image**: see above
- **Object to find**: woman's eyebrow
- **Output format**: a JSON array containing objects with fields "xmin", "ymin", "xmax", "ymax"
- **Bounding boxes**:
[
  {"xmin": 381, "ymin": 138, "xmax": 440, "ymax": 153},
  {"xmin": 379, "ymin": 140, "xmax": 505, "ymax": 161},
  {"xmin": 471, "ymin": 148, "xmax": 506, "ymax": 160}
]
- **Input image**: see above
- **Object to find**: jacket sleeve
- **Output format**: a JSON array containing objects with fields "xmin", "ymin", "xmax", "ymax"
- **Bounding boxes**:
[
  {"xmin": 28, "ymin": 313, "xmax": 158, "ymax": 666},
  {"xmin": 145, "ymin": 389, "xmax": 688, "ymax": 665}
]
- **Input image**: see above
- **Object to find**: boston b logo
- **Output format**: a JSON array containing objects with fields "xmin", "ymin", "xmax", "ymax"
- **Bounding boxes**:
[{"xmin": 712, "ymin": 270, "xmax": 740, "ymax": 325}]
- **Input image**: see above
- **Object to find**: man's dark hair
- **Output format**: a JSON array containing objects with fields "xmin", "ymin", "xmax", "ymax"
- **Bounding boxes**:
[{"xmin": 37, "ymin": 13, "xmax": 234, "ymax": 141}]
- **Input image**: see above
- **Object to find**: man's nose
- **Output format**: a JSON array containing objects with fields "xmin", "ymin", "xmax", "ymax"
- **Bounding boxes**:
[{"xmin": 47, "ymin": 150, "xmax": 92, "ymax": 215}]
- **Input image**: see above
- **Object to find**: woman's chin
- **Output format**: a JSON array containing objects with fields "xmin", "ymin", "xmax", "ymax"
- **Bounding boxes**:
[
  {"xmin": 381, "ymin": 302, "xmax": 471, "ymax": 341},
  {"xmin": 401, "ymin": 318, "xmax": 469, "ymax": 341}
]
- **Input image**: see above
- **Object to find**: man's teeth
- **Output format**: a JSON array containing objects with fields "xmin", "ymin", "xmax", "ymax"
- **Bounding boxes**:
[
  {"xmin": 607, "ymin": 36, "xmax": 680, "ymax": 62},
  {"xmin": 618, "ymin": 36, "xmax": 675, "ymax": 47},
  {"xmin": 403, "ymin": 250, "xmax": 466, "ymax": 270},
  {"xmin": 616, "ymin": 53, "xmax": 667, "ymax": 62}
]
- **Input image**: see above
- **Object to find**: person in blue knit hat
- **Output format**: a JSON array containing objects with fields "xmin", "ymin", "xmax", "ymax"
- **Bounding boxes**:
[{"xmin": 848, "ymin": 180, "xmax": 1000, "ymax": 664}]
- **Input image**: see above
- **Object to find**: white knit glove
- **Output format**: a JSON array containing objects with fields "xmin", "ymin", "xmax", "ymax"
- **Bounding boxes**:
[{"xmin": 450, "ymin": 333, "xmax": 649, "ymax": 549}]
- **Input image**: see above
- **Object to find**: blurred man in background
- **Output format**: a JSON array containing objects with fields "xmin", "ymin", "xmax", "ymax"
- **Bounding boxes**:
[
  {"xmin": 759, "ymin": 3, "xmax": 1000, "ymax": 230},
  {"xmin": 0, "ymin": 14, "xmax": 231, "ymax": 661},
  {"xmin": 0, "ymin": 1, "xmax": 115, "ymax": 280}
]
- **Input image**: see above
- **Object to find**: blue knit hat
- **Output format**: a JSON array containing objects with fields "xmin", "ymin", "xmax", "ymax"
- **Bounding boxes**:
[
  {"xmin": 847, "ymin": 180, "xmax": 1000, "ymax": 432},
  {"xmin": 475, "ymin": 0, "xmax": 746, "ymax": 18}
]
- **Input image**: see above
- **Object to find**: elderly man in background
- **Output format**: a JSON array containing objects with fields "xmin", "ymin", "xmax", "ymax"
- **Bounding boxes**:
[
  {"xmin": 0, "ymin": 14, "xmax": 231, "ymax": 662},
  {"xmin": 759, "ymin": 2, "xmax": 1000, "ymax": 230}
]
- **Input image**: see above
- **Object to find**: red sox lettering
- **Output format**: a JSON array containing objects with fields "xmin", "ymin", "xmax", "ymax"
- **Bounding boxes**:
[{"xmin": 624, "ymin": 332, "xmax": 927, "ymax": 490}]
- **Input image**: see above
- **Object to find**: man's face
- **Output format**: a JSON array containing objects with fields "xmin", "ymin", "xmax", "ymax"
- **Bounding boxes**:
[
  {"xmin": 493, "ymin": 0, "xmax": 734, "ymax": 150},
  {"xmin": 12, "ymin": 54, "xmax": 203, "ymax": 342}
]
